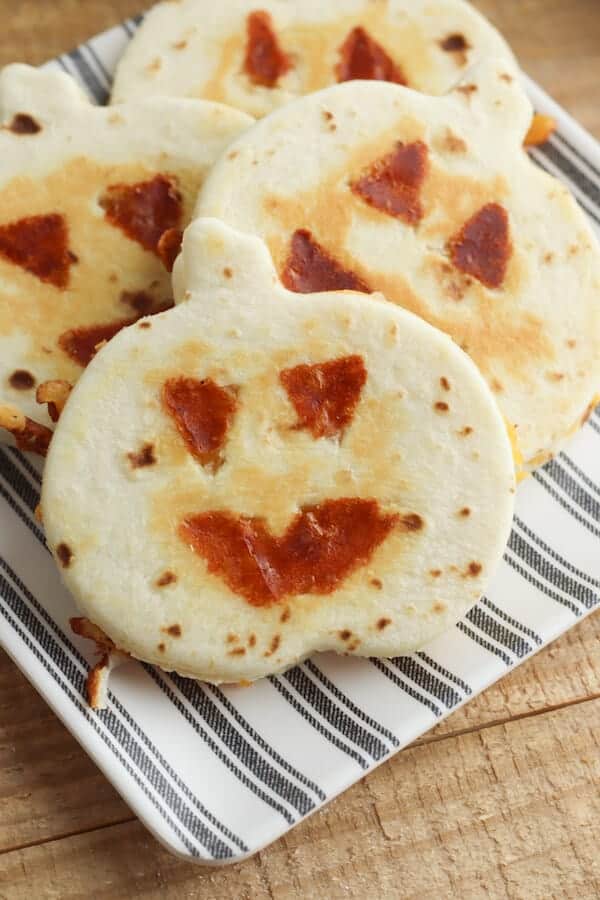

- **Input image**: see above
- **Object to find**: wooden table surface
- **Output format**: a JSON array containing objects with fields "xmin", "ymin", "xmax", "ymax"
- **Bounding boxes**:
[{"xmin": 1, "ymin": 2, "xmax": 599, "ymax": 897}]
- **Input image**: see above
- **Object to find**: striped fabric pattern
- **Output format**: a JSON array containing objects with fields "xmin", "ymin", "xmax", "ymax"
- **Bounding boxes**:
[{"xmin": 0, "ymin": 17, "xmax": 599, "ymax": 863}]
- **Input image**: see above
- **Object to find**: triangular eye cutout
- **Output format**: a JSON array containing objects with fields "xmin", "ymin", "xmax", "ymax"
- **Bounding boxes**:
[
  {"xmin": 100, "ymin": 174, "xmax": 183, "ymax": 255},
  {"xmin": 162, "ymin": 376, "xmax": 238, "ymax": 472},
  {"xmin": 280, "ymin": 355, "xmax": 367, "ymax": 439},
  {"xmin": 351, "ymin": 140, "xmax": 428, "ymax": 224},
  {"xmin": 448, "ymin": 202, "xmax": 511, "ymax": 288},
  {"xmin": 0, "ymin": 213, "xmax": 74, "ymax": 288},
  {"xmin": 336, "ymin": 27, "xmax": 407, "ymax": 85},
  {"xmin": 244, "ymin": 10, "xmax": 292, "ymax": 87},
  {"xmin": 281, "ymin": 229, "xmax": 370, "ymax": 294}
]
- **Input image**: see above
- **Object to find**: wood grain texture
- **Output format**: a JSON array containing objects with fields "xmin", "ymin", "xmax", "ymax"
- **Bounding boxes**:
[{"xmin": 0, "ymin": 1, "xmax": 599, "ymax": 897}]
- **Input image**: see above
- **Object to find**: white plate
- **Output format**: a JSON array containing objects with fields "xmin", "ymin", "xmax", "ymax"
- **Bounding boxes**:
[{"xmin": 1, "ymin": 15, "xmax": 599, "ymax": 865}]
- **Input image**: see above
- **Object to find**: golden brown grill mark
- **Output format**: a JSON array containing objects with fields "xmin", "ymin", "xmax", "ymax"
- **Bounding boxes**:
[
  {"xmin": 351, "ymin": 141, "xmax": 428, "ymax": 225},
  {"xmin": 448, "ymin": 203, "xmax": 511, "ymax": 289},
  {"xmin": 100, "ymin": 174, "xmax": 183, "ymax": 256},
  {"xmin": 244, "ymin": 10, "xmax": 292, "ymax": 87},
  {"xmin": 336, "ymin": 26, "xmax": 406, "ymax": 85},
  {"xmin": 162, "ymin": 376, "xmax": 238, "ymax": 472},
  {"xmin": 280, "ymin": 355, "xmax": 367, "ymax": 440},
  {"xmin": 179, "ymin": 498, "xmax": 399, "ymax": 606},
  {"xmin": 0, "ymin": 213, "xmax": 74, "ymax": 289},
  {"xmin": 281, "ymin": 229, "xmax": 370, "ymax": 294}
]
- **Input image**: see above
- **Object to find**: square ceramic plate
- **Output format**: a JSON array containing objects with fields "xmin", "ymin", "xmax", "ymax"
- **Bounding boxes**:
[{"xmin": 1, "ymin": 14, "xmax": 599, "ymax": 866}]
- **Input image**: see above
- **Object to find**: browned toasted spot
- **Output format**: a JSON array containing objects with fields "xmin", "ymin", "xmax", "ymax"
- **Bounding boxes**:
[
  {"xmin": 280, "ymin": 355, "xmax": 367, "ymax": 440},
  {"xmin": 566, "ymin": 339, "xmax": 576, "ymax": 348},
  {"xmin": 347, "ymin": 639, "xmax": 361, "ymax": 652},
  {"xmin": 433, "ymin": 601, "xmax": 447, "ymax": 613},
  {"xmin": 400, "ymin": 513, "xmax": 424, "ymax": 532},
  {"xmin": 440, "ymin": 33, "xmax": 470, "ymax": 52},
  {"xmin": 435, "ymin": 401, "xmax": 449, "ymax": 412},
  {"xmin": 370, "ymin": 578, "xmax": 383, "ymax": 589},
  {"xmin": 180, "ymin": 499, "xmax": 398, "ymax": 606},
  {"xmin": 157, "ymin": 228, "xmax": 183, "ymax": 273},
  {"xmin": 339, "ymin": 629, "xmax": 353, "ymax": 641},
  {"xmin": 156, "ymin": 570, "xmax": 177, "ymax": 587},
  {"xmin": 336, "ymin": 26, "xmax": 406, "ymax": 85},
  {"xmin": 440, "ymin": 377, "xmax": 450, "ymax": 391},
  {"xmin": 248, "ymin": 633, "xmax": 256, "ymax": 648},
  {"xmin": 546, "ymin": 371, "xmax": 565, "ymax": 382},
  {"xmin": 100, "ymin": 174, "xmax": 183, "ymax": 255},
  {"xmin": 120, "ymin": 290, "xmax": 155, "ymax": 317},
  {"xmin": 459, "ymin": 426, "xmax": 473, "ymax": 436},
  {"xmin": 8, "ymin": 113, "xmax": 42, "ymax": 134},
  {"xmin": 436, "ymin": 128, "xmax": 468, "ymax": 153},
  {"xmin": 264, "ymin": 634, "xmax": 281, "ymax": 657},
  {"xmin": 173, "ymin": 39, "xmax": 188, "ymax": 50},
  {"xmin": 162, "ymin": 376, "xmax": 238, "ymax": 472},
  {"xmin": 34, "ymin": 503, "xmax": 43, "ymax": 524},
  {"xmin": 351, "ymin": 141, "xmax": 428, "ymax": 225},
  {"xmin": 491, "ymin": 379, "xmax": 504, "ymax": 393},
  {"xmin": 459, "ymin": 507, "xmax": 471, "ymax": 517},
  {"xmin": 138, "ymin": 321, "xmax": 151, "ymax": 330},
  {"xmin": 543, "ymin": 251, "xmax": 555, "ymax": 264},
  {"xmin": 449, "ymin": 203, "xmax": 511, "ymax": 289},
  {"xmin": 226, "ymin": 633, "xmax": 238, "ymax": 644},
  {"xmin": 500, "ymin": 73, "xmax": 513, "ymax": 83},
  {"xmin": 223, "ymin": 266, "xmax": 233, "ymax": 278},
  {"xmin": 0, "ymin": 213, "xmax": 73, "ymax": 288},
  {"xmin": 430, "ymin": 569, "xmax": 442, "ymax": 578},
  {"xmin": 244, "ymin": 10, "xmax": 291, "ymax": 87},
  {"xmin": 127, "ymin": 442, "xmax": 156, "ymax": 469},
  {"xmin": 466, "ymin": 561, "xmax": 482, "ymax": 577},
  {"xmin": 568, "ymin": 244, "xmax": 579, "ymax": 256},
  {"xmin": 146, "ymin": 57, "xmax": 162, "ymax": 73},
  {"xmin": 281, "ymin": 229, "xmax": 370, "ymax": 294},
  {"xmin": 157, "ymin": 642, "xmax": 166, "ymax": 653},
  {"xmin": 59, "ymin": 318, "xmax": 136, "ymax": 367},
  {"xmin": 56, "ymin": 543, "xmax": 73, "ymax": 568},
  {"xmin": 9, "ymin": 370, "xmax": 35, "ymax": 390},
  {"xmin": 376, "ymin": 617, "xmax": 391, "ymax": 630},
  {"xmin": 456, "ymin": 83, "xmax": 477, "ymax": 97},
  {"xmin": 280, "ymin": 607, "xmax": 291, "ymax": 623},
  {"xmin": 164, "ymin": 624, "xmax": 182, "ymax": 637},
  {"xmin": 229, "ymin": 646, "xmax": 247, "ymax": 656},
  {"xmin": 36, "ymin": 379, "xmax": 72, "ymax": 422}
]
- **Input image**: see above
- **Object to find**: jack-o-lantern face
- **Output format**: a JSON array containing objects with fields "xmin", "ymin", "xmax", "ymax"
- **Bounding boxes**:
[
  {"xmin": 0, "ymin": 64, "xmax": 251, "ymax": 439},
  {"xmin": 42, "ymin": 219, "xmax": 515, "ymax": 684}
]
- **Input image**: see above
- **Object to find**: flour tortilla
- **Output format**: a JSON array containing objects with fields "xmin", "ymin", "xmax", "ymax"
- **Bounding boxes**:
[
  {"xmin": 110, "ymin": 0, "xmax": 515, "ymax": 118},
  {"xmin": 0, "ymin": 64, "xmax": 251, "ymax": 439},
  {"xmin": 194, "ymin": 59, "xmax": 600, "ymax": 469},
  {"xmin": 42, "ymin": 218, "xmax": 515, "ymax": 683}
]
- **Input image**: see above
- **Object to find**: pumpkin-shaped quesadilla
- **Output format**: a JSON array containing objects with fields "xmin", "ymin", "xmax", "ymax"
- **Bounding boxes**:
[
  {"xmin": 111, "ymin": 0, "xmax": 514, "ymax": 118},
  {"xmin": 42, "ymin": 219, "xmax": 515, "ymax": 687}
]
